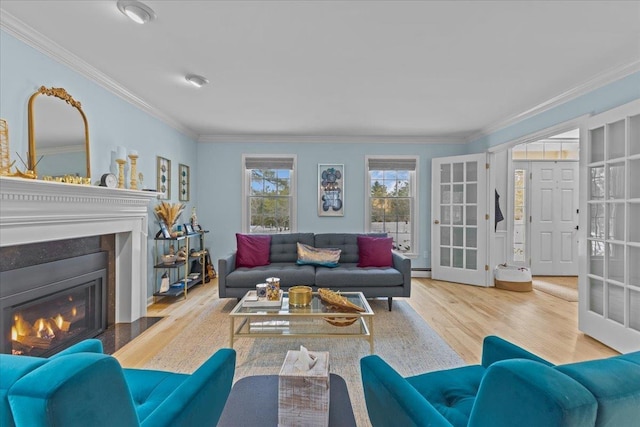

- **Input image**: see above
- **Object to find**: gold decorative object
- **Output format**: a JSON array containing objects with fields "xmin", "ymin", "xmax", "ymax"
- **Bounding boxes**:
[
  {"xmin": 116, "ymin": 159, "xmax": 127, "ymax": 189},
  {"xmin": 318, "ymin": 288, "xmax": 364, "ymax": 327},
  {"xmin": 0, "ymin": 119, "xmax": 14, "ymax": 176},
  {"xmin": 318, "ymin": 288, "xmax": 365, "ymax": 312},
  {"xmin": 289, "ymin": 286, "xmax": 312, "ymax": 307},
  {"xmin": 128, "ymin": 152, "xmax": 139, "ymax": 189},
  {"xmin": 0, "ymin": 119, "xmax": 36, "ymax": 179},
  {"xmin": 154, "ymin": 201, "xmax": 185, "ymax": 230},
  {"xmin": 28, "ymin": 86, "xmax": 90, "ymax": 180}
]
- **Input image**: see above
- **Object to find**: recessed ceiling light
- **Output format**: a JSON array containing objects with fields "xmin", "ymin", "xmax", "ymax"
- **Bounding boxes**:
[
  {"xmin": 185, "ymin": 74, "xmax": 209, "ymax": 88},
  {"xmin": 117, "ymin": 0, "xmax": 156, "ymax": 24}
]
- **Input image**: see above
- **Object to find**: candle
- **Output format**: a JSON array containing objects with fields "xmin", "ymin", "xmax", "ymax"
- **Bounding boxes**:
[
  {"xmin": 116, "ymin": 146, "xmax": 127, "ymax": 160},
  {"xmin": 129, "ymin": 150, "xmax": 138, "ymax": 157}
]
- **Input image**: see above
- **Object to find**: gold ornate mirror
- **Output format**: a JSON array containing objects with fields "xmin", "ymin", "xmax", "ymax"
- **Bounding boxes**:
[{"xmin": 28, "ymin": 86, "xmax": 90, "ymax": 179}]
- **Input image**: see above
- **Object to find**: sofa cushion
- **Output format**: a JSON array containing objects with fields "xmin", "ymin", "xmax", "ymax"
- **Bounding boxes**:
[
  {"xmin": 315, "ymin": 233, "xmax": 386, "ymax": 263},
  {"xmin": 236, "ymin": 234, "xmax": 271, "ymax": 268},
  {"xmin": 0, "ymin": 355, "xmax": 48, "ymax": 427},
  {"xmin": 296, "ymin": 243, "xmax": 341, "ymax": 267},
  {"xmin": 124, "ymin": 369, "xmax": 189, "ymax": 423},
  {"xmin": 555, "ymin": 356, "xmax": 640, "ymax": 427},
  {"xmin": 357, "ymin": 236, "xmax": 393, "ymax": 267},
  {"xmin": 270, "ymin": 233, "xmax": 315, "ymax": 263},
  {"xmin": 406, "ymin": 364, "xmax": 485, "ymax": 427},
  {"xmin": 315, "ymin": 263, "xmax": 404, "ymax": 287},
  {"xmin": 226, "ymin": 263, "xmax": 316, "ymax": 288}
]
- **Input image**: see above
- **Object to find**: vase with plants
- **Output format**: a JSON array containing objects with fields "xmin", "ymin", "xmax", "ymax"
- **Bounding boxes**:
[{"xmin": 154, "ymin": 201, "xmax": 185, "ymax": 237}]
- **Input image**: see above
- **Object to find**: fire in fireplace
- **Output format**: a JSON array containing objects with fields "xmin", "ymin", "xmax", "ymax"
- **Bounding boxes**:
[{"xmin": 0, "ymin": 252, "xmax": 107, "ymax": 357}]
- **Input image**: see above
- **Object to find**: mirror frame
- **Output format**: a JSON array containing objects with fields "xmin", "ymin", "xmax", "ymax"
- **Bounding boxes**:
[{"xmin": 28, "ymin": 86, "xmax": 91, "ymax": 179}]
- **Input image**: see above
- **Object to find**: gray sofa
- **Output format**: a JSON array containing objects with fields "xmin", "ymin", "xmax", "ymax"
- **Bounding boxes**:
[{"xmin": 218, "ymin": 233, "xmax": 411, "ymax": 310}]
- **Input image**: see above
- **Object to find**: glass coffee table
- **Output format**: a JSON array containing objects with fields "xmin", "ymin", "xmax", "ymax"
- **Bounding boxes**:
[{"xmin": 229, "ymin": 291, "xmax": 375, "ymax": 354}]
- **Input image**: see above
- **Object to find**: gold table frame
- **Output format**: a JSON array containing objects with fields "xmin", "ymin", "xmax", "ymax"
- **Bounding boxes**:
[{"xmin": 229, "ymin": 291, "xmax": 375, "ymax": 354}]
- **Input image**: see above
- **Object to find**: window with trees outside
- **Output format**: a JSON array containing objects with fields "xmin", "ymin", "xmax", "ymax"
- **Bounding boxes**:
[
  {"xmin": 242, "ymin": 155, "xmax": 296, "ymax": 234},
  {"xmin": 366, "ymin": 156, "xmax": 418, "ymax": 256}
]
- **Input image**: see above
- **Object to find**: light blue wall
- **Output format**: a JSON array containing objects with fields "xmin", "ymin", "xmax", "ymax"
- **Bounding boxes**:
[
  {"xmin": 468, "ymin": 71, "xmax": 640, "ymax": 152},
  {"xmin": 196, "ymin": 142, "xmax": 467, "ymax": 268},
  {"xmin": 0, "ymin": 30, "xmax": 200, "ymax": 298}
]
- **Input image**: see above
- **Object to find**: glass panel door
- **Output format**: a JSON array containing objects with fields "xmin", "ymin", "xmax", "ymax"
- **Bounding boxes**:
[
  {"xmin": 432, "ymin": 153, "xmax": 488, "ymax": 286},
  {"xmin": 581, "ymin": 100, "xmax": 640, "ymax": 353}
]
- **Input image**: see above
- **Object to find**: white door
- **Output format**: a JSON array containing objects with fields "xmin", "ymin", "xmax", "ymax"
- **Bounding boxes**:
[
  {"xmin": 580, "ymin": 99, "xmax": 640, "ymax": 353},
  {"xmin": 530, "ymin": 162, "xmax": 579, "ymax": 275},
  {"xmin": 432, "ymin": 153, "xmax": 489, "ymax": 286}
]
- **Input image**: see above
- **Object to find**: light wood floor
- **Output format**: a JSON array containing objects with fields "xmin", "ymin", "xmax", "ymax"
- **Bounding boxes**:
[{"xmin": 114, "ymin": 277, "xmax": 617, "ymax": 368}]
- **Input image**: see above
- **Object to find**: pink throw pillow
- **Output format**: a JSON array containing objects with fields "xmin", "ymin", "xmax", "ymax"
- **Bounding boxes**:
[
  {"xmin": 357, "ymin": 236, "xmax": 393, "ymax": 267},
  {"xmin": 235, "ymin": 234, "xmax": 271, "ymax": 268}
]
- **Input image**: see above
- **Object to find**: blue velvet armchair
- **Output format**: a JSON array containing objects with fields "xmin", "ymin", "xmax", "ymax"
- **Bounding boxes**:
[
  {"xmin": 361, "ymin": 335, "xmax": 640, "ymax": 427},
  {"xmin": 0, "ymin": 339, "xmax": 236, "ymax": 427}
]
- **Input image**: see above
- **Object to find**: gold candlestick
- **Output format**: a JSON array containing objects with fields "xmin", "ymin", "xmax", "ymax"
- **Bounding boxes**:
[
  {"xmin": 116, "ymin": 158, "xmax": 127, "ymax": 189},
  {"xmin": 128, "ymin": 154, "xmax": 139, "ymax": 190}
]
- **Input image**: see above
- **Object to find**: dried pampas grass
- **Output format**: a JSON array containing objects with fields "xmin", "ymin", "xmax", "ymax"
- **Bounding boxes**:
[{"xmin": 154, "ymin": 201, "xmax": 185, "ymax": 228}]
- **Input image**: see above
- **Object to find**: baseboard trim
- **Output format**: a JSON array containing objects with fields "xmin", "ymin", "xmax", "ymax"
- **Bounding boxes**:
[{"xmin": 411, "ymin": 269, "xmax": 431, "ymax": 278}]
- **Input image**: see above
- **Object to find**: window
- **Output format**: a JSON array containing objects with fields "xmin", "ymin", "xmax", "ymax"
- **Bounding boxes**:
[
  {"xmin": 365, "ymin": 156, "xmax": 418, "ymax": 256},
  {"xmin": 512, "ymin": 129, "xmax": 580, "ymax": 160},
  {"xmin": 242, "ymin": 155, "xmax": 296, "ymax": 233},
  {"xmin": 513, "ymin": 168, "xmax": 526, "ymax": 263}
]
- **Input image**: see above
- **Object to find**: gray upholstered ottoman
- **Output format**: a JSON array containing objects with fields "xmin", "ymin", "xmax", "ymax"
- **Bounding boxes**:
[{"xmin": 218, "ymin": 373, "xmax": 357, "ymax": 427}]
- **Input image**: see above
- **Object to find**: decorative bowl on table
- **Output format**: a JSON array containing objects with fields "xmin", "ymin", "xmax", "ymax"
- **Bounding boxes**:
[{"xmin": 288, "ymin": 285, "xmax": 312, "ymax": 307}]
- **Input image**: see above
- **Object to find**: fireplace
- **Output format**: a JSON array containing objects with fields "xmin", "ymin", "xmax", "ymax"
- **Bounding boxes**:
[
  {"xmin": 0, "ymin": 176, "xmax": 157, "ymax": 344},
  {"xmin": 0, "ymin": 252, "xmax": 107, "ymax": 356}
]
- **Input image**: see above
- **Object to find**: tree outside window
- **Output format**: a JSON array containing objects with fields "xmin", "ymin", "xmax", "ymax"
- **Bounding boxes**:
[
  {"xmin": 249, "ymin": 169, "xmax": 291, "ymax": 233},
  {"xmin": 369, "ymin": 169, "xmax": 413, "ymax": 253}
]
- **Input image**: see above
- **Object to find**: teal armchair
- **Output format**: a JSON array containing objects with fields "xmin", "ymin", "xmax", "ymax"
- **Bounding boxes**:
[
  {"xmin": 361, "ymin": 335, "xmax": 640, "ymax": 427},
  {"xmin": 1, "ymin": 339, "xmax": 236, "ymax": 427}
]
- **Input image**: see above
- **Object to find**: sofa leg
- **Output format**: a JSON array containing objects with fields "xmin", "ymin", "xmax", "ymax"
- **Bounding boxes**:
[{"xmin": 388, "ymin": 297, "xmax": 393, "ymax": 311}]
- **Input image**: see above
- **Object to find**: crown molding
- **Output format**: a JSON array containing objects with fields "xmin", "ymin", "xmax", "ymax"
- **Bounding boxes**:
[
  {"xmin": 198, "ymin": 133, "xmax": 467, "ymax": 144},
  {"xmin": 467, "ymin": 60, "xmax": 640, "ymax": 143},
  {"xmin": 0, "ymin": 10, "xmax": 198, "ymax": 141}
]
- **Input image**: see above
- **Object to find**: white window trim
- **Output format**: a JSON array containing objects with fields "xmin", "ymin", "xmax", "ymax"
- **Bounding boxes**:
[
  {"xmin": 364, "ymin": 155, "xmax": 419, "ymax": 258},
  {"xmin": 241, "ymin": 154, "xmax": 297, "ymax": 233}
]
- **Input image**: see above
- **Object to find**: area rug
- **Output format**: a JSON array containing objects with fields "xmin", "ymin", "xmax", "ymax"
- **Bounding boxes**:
[
  {"xmin": 532, "ymin": 280, "xmax": 578, "ymax": 302},
  {"xmin": 140, "ymin": 298, "xmax": 464, "ymax": 427}
]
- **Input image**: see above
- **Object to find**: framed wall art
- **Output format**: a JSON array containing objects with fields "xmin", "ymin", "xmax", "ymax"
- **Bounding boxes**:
[
  {"xmin": 318, "ymin": 164, "xmax": 344, "ymax": 217},
  {"xmin": 156, "ymin": 156, "xmax": 171, "ymax": 200},
  {"xmin": 179, "ymin": 163, "xmax": 190, "ymax": 201}
]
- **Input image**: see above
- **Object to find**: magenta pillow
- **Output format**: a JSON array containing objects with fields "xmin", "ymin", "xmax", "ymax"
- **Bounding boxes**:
[
  {"xmin": 235, "ymin": 234, "xmax": 271, "ymax": 268},
  {"xmin": 357, "ymin": 236, "xmax": 393, "ymax": 267}
]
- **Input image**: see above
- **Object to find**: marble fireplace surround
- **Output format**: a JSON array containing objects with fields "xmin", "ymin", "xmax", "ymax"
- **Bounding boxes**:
[{"xmin": 0, "ymin": 176, "xmax": 157, "ymax": 323}]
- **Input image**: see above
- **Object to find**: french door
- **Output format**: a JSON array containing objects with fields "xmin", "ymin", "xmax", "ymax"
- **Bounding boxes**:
[
  {"xmin": 431, "ymin": 153, "xmax": 489, "ymax": 286},
  {"xmin": 580, "ymin": 99, "xmax": 640, "ymax": 353}
]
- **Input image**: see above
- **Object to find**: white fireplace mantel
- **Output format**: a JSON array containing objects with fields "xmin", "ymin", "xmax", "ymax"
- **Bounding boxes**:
[{"xmin": 0, "ymin": 176, "xmax": 158, "ymax": 323}]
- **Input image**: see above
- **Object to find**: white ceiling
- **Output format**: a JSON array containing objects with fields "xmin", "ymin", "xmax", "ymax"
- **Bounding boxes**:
[{"xmin": 1, "ymin": 1, "xmax": 639, "ymax": 143}]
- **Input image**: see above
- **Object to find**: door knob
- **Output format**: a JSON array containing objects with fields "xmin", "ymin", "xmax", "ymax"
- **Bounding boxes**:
[{"xmin": 434, "ymin": 220, "xmax": 440, "ymax": 224}]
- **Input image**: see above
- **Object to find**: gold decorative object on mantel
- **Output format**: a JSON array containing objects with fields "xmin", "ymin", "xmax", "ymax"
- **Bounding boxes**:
[
  {"xmin": 129, "ymin": 151, "xmax": 139, "ymax": 190},
  {"xmin": 0, "ymin": 118, "xmax": 36, "ymax": 179},
  {"xmin": 0, "ymin": 119, "xmax": 14, "ymax": 176},
  {"xmin": 28, "ymin": 85, "xmax": 90, "ymax": 182}
]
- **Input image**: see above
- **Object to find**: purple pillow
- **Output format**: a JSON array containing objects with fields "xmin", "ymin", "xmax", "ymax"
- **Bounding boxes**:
[
  {"xmin": 235, "ymin": 234, "xmax": 271, "ymax": 268},
  {"xmin": 357, "ymin": 236, "xmax": 393, "ymax": 268}
]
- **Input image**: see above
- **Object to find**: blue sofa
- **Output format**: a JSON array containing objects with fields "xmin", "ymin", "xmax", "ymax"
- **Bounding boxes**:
[
  {"xmin": 218, "ymin": 233, "xmax": 411, "ymax": 310},
  {"xmin": 1, "ymin": 339, "xmax": 236, "ymax": 427},
  {"xmin": 361, "ymin": 335, "xmax": 640, "ymax": 427}
]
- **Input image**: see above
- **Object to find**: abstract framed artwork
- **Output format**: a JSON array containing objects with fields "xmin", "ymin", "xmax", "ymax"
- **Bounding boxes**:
[
  {"xmin": 179, "ymin": 163, "xmax": 190, "ymax": 201},
  {"xmin": 156, "ymin": 156, "xmax": 171, "ymax": 200},
  {"xmin": 318, "ymin": 164, "xmax": 344, "ymax": 216}
]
